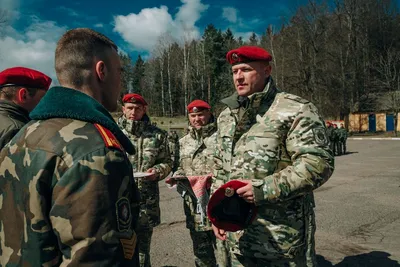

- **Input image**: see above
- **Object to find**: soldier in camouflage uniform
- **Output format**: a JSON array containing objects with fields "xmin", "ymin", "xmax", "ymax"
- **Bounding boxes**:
[
  {"xmin": 332, "ymin": 124, "xmax": 340, "ymax": 155},
  {"xmin": 170, "ymin": 100, "xmax": 227, "ymax": 267},
  {"xmin": 0, "ymin": 28, "xmax": 140, "ymax": 266},
  {"xmin": 326, "ymin": 122, "xmax": 335, "ymax": 155},
  {"xmin": 0, "ymin": 67, "xmax": 51, "ymax": 149},
  {"xmin": 211, "ymin": 46, "xmax": 334, "ymax": 267},
  {"xmin": 338, "ymin": 123, "xmax": 348, "ymax": 155},
  {"xmin": 118, "ymin": 93, "xmax": 172, "ymax": 267}
]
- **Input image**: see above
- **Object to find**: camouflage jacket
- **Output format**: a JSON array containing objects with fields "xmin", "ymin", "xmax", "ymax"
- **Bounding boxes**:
[
  {"xmin": 118, "ymin": 116, "xmax": 172, "ymax": 229},
  {"xmin": 0, "ymin": 100, "xmax": 30, "ymax": 150},
  {"xmin": 212, "ymin": 79, "xmax": 334, "ymax": 260},
  {"xmin": 0, "ymin": 87, "xmax": 140, "ymax": 266},
  {"xmin": 173, "ymin": 121, "xmax": 217, "ymax": 231},
  {"xmin": 338, "ymin": 128, "xmax": 348, "ymax": 140},
  {"xmin": 167, "ymin": 131, "xmax": 180, "ymax": 173}
]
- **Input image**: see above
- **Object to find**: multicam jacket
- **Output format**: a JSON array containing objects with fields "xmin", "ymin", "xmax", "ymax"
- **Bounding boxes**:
[
  {"xmin": 0, "ymin": 100, "xmax": 30, "ymax": 149},
  {"xmin": 0, "ymin": 87, "xmax": 140, "ymax": 266},
  {"xmin": 212, "ymin": 79, "xmax": 334, "ymax": 261},
  {"xmin": 173, "ymin": 121, "xmax": 217, "ymax": 231},
  {"xmin": 118, "ymin": 115, "xmax": 172, "ymax": 230}
]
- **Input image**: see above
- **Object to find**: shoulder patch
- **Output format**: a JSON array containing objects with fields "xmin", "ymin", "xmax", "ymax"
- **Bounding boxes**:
[
  {"xmin": 283, "ymin": 93, "xmax": 310, "ymax": 104},
  {"xmin": 116, "ymin": 197, "xmax": 132, "ymax": 232},
  {"xmin": 94, "ymin": 123, "xmax": 123, "ymax": 151}
]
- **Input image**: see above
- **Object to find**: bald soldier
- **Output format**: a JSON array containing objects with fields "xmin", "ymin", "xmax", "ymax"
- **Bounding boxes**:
[
  {"xmin": 211, "ymin": 46, "xmax": 334, "ymax": 266},
  {"xmin": 118, "ymin": 93, "xmax": 172, "ymax": 267},
  {"xmin": 0, "ymin": 28, "xmax": 140, "ymax": 266},
  {"xmin": 0, "ymin": 67, "xmax": 51, "ymax": 149},
  {"xmin": 169, "ymin": 100, "xmax": 227, "ymax": 267}
]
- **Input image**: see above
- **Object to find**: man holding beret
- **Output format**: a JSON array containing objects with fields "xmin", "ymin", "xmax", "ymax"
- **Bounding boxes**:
[
  {"xmin": 170, "ymin": 100, "xmax": 227, "ymax": 267},
  {"xmin": 0, "ymin": 28, "xmax": 140, "ymax": 266},
  {"xmin": 118, "ymin": 93, "xmax": 172, "ymax": 267},
  {"xmin": 210, "ymin": 46, "xmax": 334, "ymax": 266},
  {"xmin": 0, "ymin": 66, "xmax": 51, "ymax": 149}
]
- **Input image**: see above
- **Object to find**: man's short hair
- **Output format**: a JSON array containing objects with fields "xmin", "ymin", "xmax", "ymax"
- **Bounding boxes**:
[
  {"xmin": 55, "ymin": 28, "xmax": 118, "ymax": 88},
  {"xmin": 0, "ymin": 86, "xmax": 39, "ymax": 100}
]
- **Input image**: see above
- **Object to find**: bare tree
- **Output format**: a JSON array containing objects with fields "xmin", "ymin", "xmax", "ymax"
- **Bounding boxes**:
[{"xmin": 374, "ymin": 48, "xmax": 400, "ymax": 135}]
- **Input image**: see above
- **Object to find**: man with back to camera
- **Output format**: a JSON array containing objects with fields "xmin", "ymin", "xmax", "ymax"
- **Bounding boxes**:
[
  {"xmin": 210, "ymin": 46, "xmax": 334, "ymax": 266},
  {"xmin": 118, "ymin": 93, "xmax": 172, "ymax": 267},
  {"xmin": 0, "ymin": 66, "xmax": 51, "ymax": 149},
  {"xmin": 0, "ymin": 28, "xmax": 140, "ymax": 266}
]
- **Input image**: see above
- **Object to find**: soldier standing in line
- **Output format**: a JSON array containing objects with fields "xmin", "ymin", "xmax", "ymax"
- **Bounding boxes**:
[
  {"xmin": 118, "ymin": 93, "xmax": 172, "ymax": 267},
  {"xmin": 168, "ymin": 100, "xmax": 227, "ymax": 267},
  {"xmin": 0, "ymin": 67, "xmax": 51, "ymax": 149},
  {"xmin": 332, "ymin": 123, "xmax": 341, "ymax": 155},
  {"xmin": 339, "ymin": 123, "xmax": 348, "ymax": 155},
  {"xmin": 0, "ymin": 28, "xmax": 140, "ymax": 266},
  {"xmin": 326, "ymin": 122, "xmax": 336, "ymax": 156},
  {"xmin": 211, "ymin": 46, "xmax": 334, "ymax": 266}
]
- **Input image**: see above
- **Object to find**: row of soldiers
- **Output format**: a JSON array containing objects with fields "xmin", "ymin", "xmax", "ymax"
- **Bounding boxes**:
[
  {"xmin": 0, "ymin": 28, "xmax": 334, "ymax": 267},
  {"xmin": 326, "ymin": 122, "xmax": 348, "ymax": 156}
]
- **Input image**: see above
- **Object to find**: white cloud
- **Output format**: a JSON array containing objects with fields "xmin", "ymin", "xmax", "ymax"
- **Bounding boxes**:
[
  {"xmin": 0, "ymin": 18, "xmax": 66, "ymax": 85},
  {"xmin": 94, "ymin": 23, "xmax": 104, "ymax": 28},
  {"xmin": 222, "ymin": 7, "xmax": 237, "ymax": 23},
  {"xmin": 113, "ymin": 0, "xmax": 209, "ymax": 52}
]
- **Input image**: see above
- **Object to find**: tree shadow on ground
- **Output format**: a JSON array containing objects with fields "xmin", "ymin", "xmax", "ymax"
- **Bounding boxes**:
[
  {"xmin": 336, "ymin": 151, "xmax": 359, "ymax": 157},
  {"xmin": 317, "ymin": 251, "xmax": 400, "ymax": 267}
]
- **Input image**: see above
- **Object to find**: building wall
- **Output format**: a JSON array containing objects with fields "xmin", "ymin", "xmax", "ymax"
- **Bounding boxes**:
[
  {"xmin": 349, "ymin": 113, "xmax": 369, "ymax": 132},
  {"xmin": 348, "ymin": 112, "xmax": 400, "ymax": 132},
  {"xmin": 376, "ymin": 113, "xmax": 386, "ymax": 131}
]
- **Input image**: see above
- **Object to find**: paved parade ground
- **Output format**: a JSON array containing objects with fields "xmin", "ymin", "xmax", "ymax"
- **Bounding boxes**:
[{"xmin": 150, "ymin": 139, "xmax": 400, "ymax": 267}]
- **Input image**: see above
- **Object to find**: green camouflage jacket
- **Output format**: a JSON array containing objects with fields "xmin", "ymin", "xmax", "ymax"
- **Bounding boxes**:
[
  {"xmin": 0, "ymin": 100, "xmax": 30, "ymax": 150},
  {"xmin": 338, "ymin": 128, "xmax": 348, "ymax": 140},
  {"xmin": 167, "ymin": 131, "xmax": 180, "ymax": 173},
  {"xmin": 212, "ymin": 79, "xmax": 334, "ymax": 260},
  {"xmin": 118, "ymin": 116, "xmax": 172, "ymax": 229},
  {"xmin": 0, "ymin": 87, "xmax": 140, "ymax": 266},
  {"xmin": 173, "ymin": 121, "xmax": 217, "ymax": 231}
]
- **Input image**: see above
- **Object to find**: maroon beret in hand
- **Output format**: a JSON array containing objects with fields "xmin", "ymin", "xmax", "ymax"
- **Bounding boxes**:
[
  {"xmin": 207, "ymin": 180, "xmax": 257, "ymax": 232},
  {"xmin": 0, "ymin": 67, "xmax": 52, "ymax": 90},
  {"xmin": 122, "ymin": 93, "xmax": 148, "ymax": 105},
  {"xmin": 226, "ymin": 46, "xmax": 272, "ymax": 65},
  {"xmin": 187, "ymin": 99, "xmax": 211, "ymax": 113}
]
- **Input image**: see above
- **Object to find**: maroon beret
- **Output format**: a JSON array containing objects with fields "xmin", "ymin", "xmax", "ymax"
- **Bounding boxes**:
[
  {"xmin": 187, "ymin": 99, "xmax": 211, "ymax": 113},
  {"xmin": 0, "ymin": 67, "xmax": 52, "ymax": 90},
  {"xmin": 122, "ymin": 93, "xmax": 147, "ymax": 105},
  {"xmin": 226, "ymin": 46, "xmax": 272, "ymax": 65},
  {"xmin": 207, "ymin": 180, "xmax": 257, "ymax": 232}
]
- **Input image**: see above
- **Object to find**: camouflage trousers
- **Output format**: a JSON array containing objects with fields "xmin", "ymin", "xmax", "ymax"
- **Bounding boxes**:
[
  {"xmin": 137, "ymin": 228, "xmax": 153, "ymax": 267},
  {"xmin": 228, "ymin": 252, "xmax": 308, "ymax": 267},
  {"xmin": 189, "ymin": 230, "xmax": 228, "ymax": 267}
]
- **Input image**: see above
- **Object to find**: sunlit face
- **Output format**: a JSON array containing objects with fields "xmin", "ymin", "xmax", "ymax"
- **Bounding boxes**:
[
  {"xmin": 188, "ymin": 109, "xmax": 211, "ymax": 129},
  {"xmin": 123, "ymin": 102, "xmax": 146, "ymax": 121},
  {"xmin": 231, "ymin": 61, "xmax": 272, "ymax": 96}
]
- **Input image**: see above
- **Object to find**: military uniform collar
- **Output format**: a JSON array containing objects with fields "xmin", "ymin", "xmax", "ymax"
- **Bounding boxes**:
[
  {"xmin": 0, "ymin": 99, "xmax": 30, "ymax": 120},
  {"xmin": 29, "ymin": 86, "xmax": 135, "ymax": 154},
  {"xmin": 188, "ymin": 119, "xmax": 217, "ymax": 140},
  {"xmin": 221, "ymin": 77, "xmax": 278, "ymax": 109},
  {"xmin": 118, "ymin": 115, "xmax": 151, "ymax": 136}
]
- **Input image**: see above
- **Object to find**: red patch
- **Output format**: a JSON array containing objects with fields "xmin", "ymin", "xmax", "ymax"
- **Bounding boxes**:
[{"xmin": 94, "ymin": 124, "xmax": 123, "ymax": 151}]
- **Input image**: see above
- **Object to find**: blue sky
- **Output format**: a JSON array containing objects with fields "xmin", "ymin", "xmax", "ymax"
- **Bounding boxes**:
[{"xmin": 0, "ymin": 0, "xmax": 347, "ymax": 83}]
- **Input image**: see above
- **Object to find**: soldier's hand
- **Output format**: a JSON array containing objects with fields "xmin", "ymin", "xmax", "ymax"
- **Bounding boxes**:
[
  {"xmin": 144, "ymin": 168, "xmax": 159, "ymax": 181},
  {"xmin": 236, "ymin": 180, "xmax": 255, "ymax": 203},
  {"xmin": 212, "ymin": 224, "xmax": 226, "ymax": 241}
]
